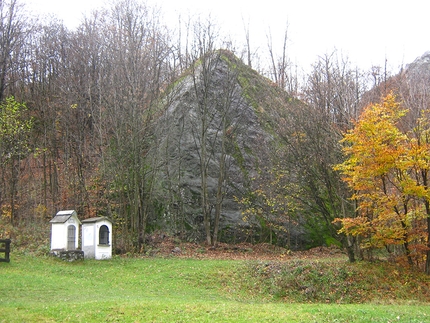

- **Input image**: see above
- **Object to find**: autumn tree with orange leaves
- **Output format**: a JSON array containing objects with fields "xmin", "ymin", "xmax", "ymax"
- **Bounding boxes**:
[{"xmin": 335, "ymin": 92, "xmax": 430, "ymax": 274}]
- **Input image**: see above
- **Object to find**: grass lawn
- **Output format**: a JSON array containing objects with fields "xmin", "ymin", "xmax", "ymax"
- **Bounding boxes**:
[{"xmin": 1, "ymin": 254, "xmax": 429, "ymax": 322}]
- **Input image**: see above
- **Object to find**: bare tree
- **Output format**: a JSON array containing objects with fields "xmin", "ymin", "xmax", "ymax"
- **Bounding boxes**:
[
  {"xmin": 268, "ymin": 50, "xmax": 369, "ymax": 260},
  {"xmin": 188, "ymin": 17, "xmax": 220, "ymax": 245},
  {"xmin": 303, "ymin": 50, "xmax": 366, "ymax": 129},
  {"xmin": 8, "ymin": 17, "xmax": 76, "ymax": 224},
  {"xmin": 242, "ymin": 17, "xmax": 252, "ymax": 68},
  {"xmin": 265, "ymin": 25, "xmax": 298, "ymax": 94},
  {"xmin": 161, "ymin": 16, "xmax": 246, "ymax": 246},
  {"xmin": 0, "ymin": 0, "xmax": 28, "ymax": 101},
  {"xmin": 97, "ymin": 0, "xmax": 172, "ymax": 251}
]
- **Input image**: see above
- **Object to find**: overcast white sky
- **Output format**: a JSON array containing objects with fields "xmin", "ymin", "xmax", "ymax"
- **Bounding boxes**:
[{"xmin": 24, "ymin": 0, "xmax": 430, "ymax": 73}]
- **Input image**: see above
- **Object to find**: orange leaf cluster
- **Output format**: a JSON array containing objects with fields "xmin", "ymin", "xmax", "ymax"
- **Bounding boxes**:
[{"xmin": 334, "ymin": 92, "xmax": 429, "ymax": 267}]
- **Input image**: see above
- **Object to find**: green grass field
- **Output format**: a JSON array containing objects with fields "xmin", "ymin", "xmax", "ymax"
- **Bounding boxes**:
[{"xmin": 1, "ymin": 254, "xmax": 429, "ymax": 322}]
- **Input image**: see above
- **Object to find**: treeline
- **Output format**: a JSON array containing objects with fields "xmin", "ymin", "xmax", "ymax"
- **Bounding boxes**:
[
  {"xmin": 1, "ymin": 0, "xmax": 428, "ymax": 271},
  {"xmin": 1, "ymin": 0, "xmax": 183, "ymax": 252}
]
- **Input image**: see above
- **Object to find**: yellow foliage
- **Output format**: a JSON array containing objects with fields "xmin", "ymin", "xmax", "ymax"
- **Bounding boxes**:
[
  {"xmin": 1, "ymin": 204, "xmax": 12, "ymax": 220},
  {"xmin": 334, "ymin": 92, "xmax": 430, "ymax": 263}
]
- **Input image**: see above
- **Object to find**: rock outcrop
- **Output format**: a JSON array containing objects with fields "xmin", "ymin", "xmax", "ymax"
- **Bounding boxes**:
[
  {"xmin": 152, "ymin": 50, "xmax": 301, "ymax": 243},
  {"xmin": 405, "ymin": 51, "xmax": 430, "ymax": 74}
]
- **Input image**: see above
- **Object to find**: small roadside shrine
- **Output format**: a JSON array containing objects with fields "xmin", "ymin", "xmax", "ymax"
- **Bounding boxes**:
[
  {"xmin": 49, "ymin": 210, "xmax": 81, "ymax": 252},
  {"xmin": 81, "ymin": 217, "xmax": 112, "ymax": 259}
]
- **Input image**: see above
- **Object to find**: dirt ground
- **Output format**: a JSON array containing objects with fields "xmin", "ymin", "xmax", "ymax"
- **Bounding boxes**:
[{"xmin": 143, "ymin": 232, "xmax": 346, "ymax": 261}]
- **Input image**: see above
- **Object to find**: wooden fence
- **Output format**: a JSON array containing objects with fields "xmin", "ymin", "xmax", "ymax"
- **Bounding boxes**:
[{"xmin": 0, "ymin": 239, "xmax": 11, "ymax": 263}]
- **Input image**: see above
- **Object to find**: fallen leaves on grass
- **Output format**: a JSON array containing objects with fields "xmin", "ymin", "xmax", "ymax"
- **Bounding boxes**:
[{"xmin": 141, "ymin": 232, "xmax": 344, "ymax": 261}]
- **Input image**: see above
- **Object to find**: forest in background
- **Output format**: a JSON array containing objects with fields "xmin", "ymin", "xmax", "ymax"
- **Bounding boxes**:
[{"xmin": 0, "ymin": 0, "xmax": 429, "ymax": 273}]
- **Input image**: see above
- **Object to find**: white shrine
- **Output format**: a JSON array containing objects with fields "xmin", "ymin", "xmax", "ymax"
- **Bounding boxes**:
[
  {"xmin": 81, "ymin": 217, "xmax": 113, "ymax": 259},
  {"xmin": 49, "ymin": 210, "xmax": 81, "ymax": 251}
]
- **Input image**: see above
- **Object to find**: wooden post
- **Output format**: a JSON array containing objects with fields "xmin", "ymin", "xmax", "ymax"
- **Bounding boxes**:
[{"xmin": 0, "ymin": 239, "xmax": 11, "ymax": 262}]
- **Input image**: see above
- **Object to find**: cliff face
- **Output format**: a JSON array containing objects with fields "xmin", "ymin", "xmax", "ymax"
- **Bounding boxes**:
[
  {"xmin": 152, "ymin": 50, "xmax": 303, "ymax": 243},
  {"xmin": 405, "ymin": 51, "xmax": 430, "ymax": 75},
  {"xmin": 360, "ymin": 52, "xmax": 430, "ymax": 111}
]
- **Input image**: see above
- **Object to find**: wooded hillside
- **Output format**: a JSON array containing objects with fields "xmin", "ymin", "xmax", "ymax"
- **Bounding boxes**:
[{"xmin": 0, "ymin": 0, "xmax": 429, "ymax": 273}]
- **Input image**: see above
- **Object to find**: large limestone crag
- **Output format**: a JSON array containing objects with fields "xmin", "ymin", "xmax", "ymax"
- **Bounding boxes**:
[{"xmin": 152, "ymin": 50, "xmax": 304, "ymax": 244}]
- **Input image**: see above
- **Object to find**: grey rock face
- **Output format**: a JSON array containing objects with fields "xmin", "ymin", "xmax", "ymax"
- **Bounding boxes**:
[
  {"xmin": 151, "ymin": 50, "xmax": 430, "ymax": 246},
  {"xmin": 152, "ymin": 51, "xmax": 285, "ymax": 242},
  {"xmin": 405, "ymin": 51, "xmax": 430, "ymax": 73}
]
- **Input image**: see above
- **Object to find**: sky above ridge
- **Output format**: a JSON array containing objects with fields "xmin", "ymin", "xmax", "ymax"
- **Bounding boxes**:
[{"xmin": 24, "ymin": 0, "xmax": 429, "ymax": 74}]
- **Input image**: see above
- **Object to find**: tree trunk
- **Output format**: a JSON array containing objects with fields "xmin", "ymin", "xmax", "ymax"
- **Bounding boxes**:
[
  {"xmin": 199, "ymin": 106, "xmax": 211, "ymax": 245},
  {"xmin": 422, "ymin": 177, "xmax": 430, "ymax": 274},
  {"xmin": 425, "ymin": 209, "xmax": 430, "ymax": 275},
  {"xmin": 10, "ymin": 160, "xmax": 15, "ymax": 226},
  {"xmin": 212, "ymin": 131, "xmax": 226, "ymax": 246},
  {"xmin": 346, "ymin": 236, "xmax": 356, "ymax": 263}
]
